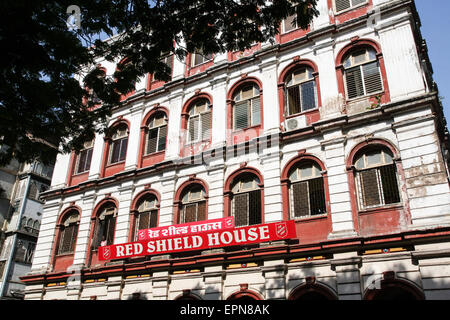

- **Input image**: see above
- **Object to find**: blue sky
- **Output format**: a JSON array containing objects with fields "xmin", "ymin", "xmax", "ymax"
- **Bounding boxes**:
[{"xmin": 415, "ymin": 0, "xmax": 450, "ymax": 122}]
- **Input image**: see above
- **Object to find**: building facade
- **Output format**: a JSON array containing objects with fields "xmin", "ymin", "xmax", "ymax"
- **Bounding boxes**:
[
  {"xmin": 0, "ymin": 159, "xmax": 53, "ymax": 299},
  {"xmin": 21, "ymin": 0, "xmax": 450, "ymax": 300}
]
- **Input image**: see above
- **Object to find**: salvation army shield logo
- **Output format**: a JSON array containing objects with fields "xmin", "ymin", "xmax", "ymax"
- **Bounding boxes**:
[
  {"xmin": 275, "ymin": 222, "xmax": 288, "ymax": 239},
  {"xmin": 102, "ymin": 246, "xmax": 111, "ymax": 260}
]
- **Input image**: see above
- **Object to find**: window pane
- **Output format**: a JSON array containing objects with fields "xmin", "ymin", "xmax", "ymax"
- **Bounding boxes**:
[
  {"xmin": 197, "ymin": 201, "xmax": 206, "ymax": 222},
  {"xmin": 367, "ymin": 151, "xmax": 382, "ymax": 166},
  {"xmin": 283, "ymin": 14, "xmax": 297, "ymax": 33},
  {"xmin": 137, "ymin": 211, "xmax": 150, "ymax": 231},
  {"xmin": 379, "ymin": 164, "xmax": 400, "ymax": 204},
  {"xmin": 184, "ymin": 203, "xmax": 198, "ymax": 223},
  {"xmin": 77, "ymin": 150, "xmax": 87, "ymax": 174},
  {"xmin": 301, "ymin": 81, "xmax": 317, "ymax": 111}
]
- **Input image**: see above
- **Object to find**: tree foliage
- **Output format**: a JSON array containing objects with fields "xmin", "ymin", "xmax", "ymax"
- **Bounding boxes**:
[{"xmin": 0, "ymin": 0, "xmax": 318, "ymax": 166}]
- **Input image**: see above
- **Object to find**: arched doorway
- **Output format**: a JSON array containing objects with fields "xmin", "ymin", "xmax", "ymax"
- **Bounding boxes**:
[
  {"xmin": 364, "ymin": 278, "xmax": 425, "ymax": 300},
  {"xmin": 289, "ymin": 280, "xmax": 338, "ymax": 300}
]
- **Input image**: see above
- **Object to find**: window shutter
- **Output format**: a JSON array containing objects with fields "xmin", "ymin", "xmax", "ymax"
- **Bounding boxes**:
[
  {"xmin": 85, "ymin": 148, "xmax": 93, "ymax": 172},
  {"xmin": 188, "ymin": 116, "xmax": 199, "ymax": 142},
  {"xmin": 308, "ymin": 177, "xmax": 327, "ymax": 215},
  {"xmin": 292, "ymin": 182, "xmax": 310, "ymax": 218},
  {"xmin": 233, "ymin": 193, "xmax": 249, "ymax": 227},
  {"xmin": 150, "ymin": 209, "xmax": 158, "ymax": 228},
  {"xmin": 184, "ymin": 203, "xmax": 198, "ymax": 223},
  {"xmin": 248, "ymin": 190, "xmax": 261, "ymax": 226},
  {"xmin": 158, "ymin": 125, "xmax": 167, "ymax": 151},
  {"xmin": 359, "ymin": 169, "xmax": 381, "ymax": 207},
  {"xmin": 110, "ymin": 140, "xmax": 121, "ymax": 163},
  {"xmin": 363, "ymin": 61, "xmax": 383, "ymax": 95},
  {"xmin": 346, "ymin": 67, "xmax": 364, "ymax": 99},
  {"xmin": 301, "ymin": 81, "xmax": 317, "ymax": 111},
  {"xmin": 201, "ymin": 111, "xmax": 211, "ymax": 141},
  {"xmin": 197, "ymin": 201, "xmax": 206, "ymax": 222},
  {"xmin": 234, "ymin": 101, "xmax": 249, "ymax": 130},
  {"xmin": 119, "ymin": 138, "xmax": 128, "ymax": 162},
  {"xmin": 77, "ymin": 150, "xmax": 87, "ymax": 174},
  {"xmin": 103, "ymin": 216, "xmax": 116, "ymax": 246},
  {"xmin": 336, "ymin": 0, "xmax": 351, "ymax": 12},
  {"xmin": 287, "ymin": 86, "xmax": 301, "ymax": 115},
  {"xmin": 147, "ymin": 128, "xmax": 158, "ymax": 154},
  {"xmin": 251, "ymin": 96, "xmax": 261, "ymax": 126},
  {"xmin": 137, "ymin": 211, "xmax": 150, "ymax": 232},
  {"xmin": 379, "ymin": 164, "xmax": 400, "ymax": 205}
]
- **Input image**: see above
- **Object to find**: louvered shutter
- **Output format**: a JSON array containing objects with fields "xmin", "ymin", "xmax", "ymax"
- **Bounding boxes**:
[
  {"xmin": 60, "ymin": 225, "xmax": 75, "ymax": 254},
  {"xmin": 251, "ymin": 97, "xmax": 261, "ymax": 126},
  {"xmin": 188, "ymin": 116, "xmax": 199, "ymax": 142},
  {"xmin": 85, "ymin": 148, "xmax": 93, "ymax": 172},
  {"xmin": 149, "ymin": 210, "xmax": 158, "ymax": 228},
  {"xmin": 359, "ymin": 169, "xmax": 381, "ymax": 207},
  {"xmin": 138, "ymin": 212, "xmax": 150, "ymax": 231},
  {"xmin": 197, "ymin": 201, "xmax": 206, "ymax": 221},
  {"xmin": 336, "ymin": 0, "xmax": 351, "ymax": 12},
  {"xmin": 248, "ymin": 190, "xmax": 261, "ymax": 226},
  {"xmin": 292, "ymin": 182, "xmax": 310, "ymax": 218},
  {"xmin": 233, "ymin": 193, "xmax": 249, "ymax": 227},
  {"xmin": 346, "ymin": 67, "xmax": 364, "ymax": 99},
  {"xmin": 147, "ymin": 128, "xmax": 158, "ymax": 154},
  {"xmin": 287, "ymin": 86, "xmax": 301, "ymax": 115},
  {"xmin": 301, "ymin": 81, "xmax": 317, "ymax": 111},
  {"xmin": 308, "ymin": 177, "xmax": 327, "ymax": 215},
  {"xmin": 283, "ymin": 14, "xmax": 297, "ymax": 32},
  {"xmin": 158, "ymin": 125, "xmax": 167, "ymax": 151},
  {"xmin": 363, "ymin": 61, "xmax": 383, "ymax": 94},
  {"xmin": 234, "ymin": 101, "xmax": 249, "ymax": 130},
  {"xmin": 201, "ymin": 111, "xmax": 211, "ymax": 141},
  {"xmin": 379, "ymin": 164, "xmax": 400, "ymax": 204},
  {"xmin": 184, "ymin": 204, "xmax": 197, "ymax": 223}
]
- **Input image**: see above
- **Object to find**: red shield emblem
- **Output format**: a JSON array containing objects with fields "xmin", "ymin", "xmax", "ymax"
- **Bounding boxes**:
[
  {"xmin": 275, "ymin": 222, "xmax": 288, "ymax": 239},
  {"xmin": 102, "ymin": 246, "xmax": 111, "ymax": 260}
]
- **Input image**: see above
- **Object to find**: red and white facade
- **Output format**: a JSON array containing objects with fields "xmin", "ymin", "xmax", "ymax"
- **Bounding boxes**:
[{"xmin": 22, "ymin": 0, "xmax": 450, "ymax": 300}]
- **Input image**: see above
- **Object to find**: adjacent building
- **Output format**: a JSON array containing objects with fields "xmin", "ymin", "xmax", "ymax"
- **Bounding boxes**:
[
  {"xmin": 0, "ymin": 158, "xmax": 53, "ymax": 299},
  {"xmin": 21, "ymin": 0, "xmax": 450, "ymax": 300}
]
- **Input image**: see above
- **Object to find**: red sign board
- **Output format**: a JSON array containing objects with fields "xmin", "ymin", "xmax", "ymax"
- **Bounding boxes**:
[
  {"xmin": 99, "ymin": 220, "xmax": 296, "ymax": 261},
  {"xmin": 138, "ymin": 217, "xmax": 235, "ymax": 241}
]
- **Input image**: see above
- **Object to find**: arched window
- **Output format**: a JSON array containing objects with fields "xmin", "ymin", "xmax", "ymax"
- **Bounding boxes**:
[
  {"xmin": 92, "ymin": 203, "xmax": 117, "ymax": 249},
  {"xmin": 187, "ymin": 98, "xmax": 211, "ymax": 143},
  {"xmin": 353, "ymin": 147, "xmax": 400, "ymax": 210},
  {"xmin": 108, "ymin": 123, "xmax": 128, "ymax": 164},
  {"xmin": 145, "ymin": 111, "xmax": 168, "ymax": 154},
  {"xmin": 57, "ymin": 210, "xmax": 80, "ymax": 255},
  {"xmin": 133, "ymin": 194, "xmax": 159, "ymax": 241},
  {"xmin": 231, "ymin": 173, "xmax": 262, "ymax": 227},
  {"xmin": 285, "ymin": 66, "xmax": 318, "ymax": 116},
  {"xmin": 343, "ymin": 47, "xmax": 383, "ymax": 100},
  {"xmin": 179, "ymin": 184, "xmax": 207, "ymax": 224},
  {"xmin": 288, "ymin": 161, "xmax": 326, "ymax": 218},
  {"xmin": 232, "ymin": 84, "xmax": 261, "ymax": 131},
  {"xmin": 75, "ymin": 139, "xmax": 94, "ymax": 174}
]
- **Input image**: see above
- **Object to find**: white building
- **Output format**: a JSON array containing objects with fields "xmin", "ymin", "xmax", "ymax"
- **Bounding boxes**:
[{"xmin": 22, "ymin": 0, "xmax": 450, "ymax": 300}]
